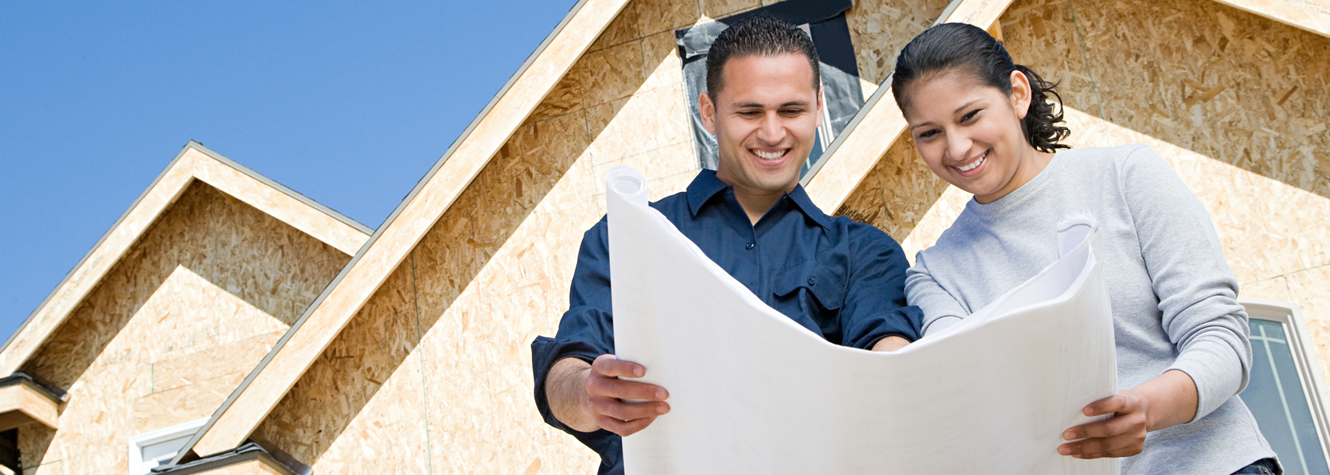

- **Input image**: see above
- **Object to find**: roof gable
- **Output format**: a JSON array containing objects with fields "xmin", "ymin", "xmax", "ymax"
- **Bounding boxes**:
[
  {"xmin": 178, "ymin": 0, "xmax": 632, "ymax": 460},
  {"xmin": 0, "ymin": 142, "xmax": 371, "ymax": 377}
]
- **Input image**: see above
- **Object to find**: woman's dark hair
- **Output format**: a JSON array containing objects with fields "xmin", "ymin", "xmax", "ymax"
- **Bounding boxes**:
[{"xmin": 891, "ymin": 23, "xmax": 1070, "ymax": 152}]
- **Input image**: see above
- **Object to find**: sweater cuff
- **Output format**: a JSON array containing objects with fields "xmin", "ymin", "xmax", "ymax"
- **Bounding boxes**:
[
  {"xmin": 1168, "ymin": 338, "xmax": 1245, "ymax": 422},
  {"xmin": 922, "ymin": 315, "xmax": 963, "ymax": 337}
]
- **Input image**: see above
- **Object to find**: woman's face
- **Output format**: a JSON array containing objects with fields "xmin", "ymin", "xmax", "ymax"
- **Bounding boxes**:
[{"xmin": 901, "ymin": 69, "xmax": 1043, "ymax": 204}]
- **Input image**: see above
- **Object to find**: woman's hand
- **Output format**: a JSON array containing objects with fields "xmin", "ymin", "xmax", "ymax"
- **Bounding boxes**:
[
  {"xmin": 1058, "ymin": 391, "xmax": 1150, "ymax": 458},
  {"xmin": 1058, "ymin": 369, "xmax": 1198, "ymax": 459}
]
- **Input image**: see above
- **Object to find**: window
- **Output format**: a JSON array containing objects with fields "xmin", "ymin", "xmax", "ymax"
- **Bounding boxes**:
[
  {"xmin": 676, "ymin": 0, "xmax": 864, "ymax": 174},
  {"xmin": 1239, "ymin": 298, "xmax": 1330, "ymax": 475},
  {"xmin": 127, "ymin": 418, "xmax": 206, "ymax": 475}
]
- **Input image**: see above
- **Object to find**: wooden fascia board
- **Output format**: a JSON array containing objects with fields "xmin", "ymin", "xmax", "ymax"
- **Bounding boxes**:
[
  {"xmin": 0, "ymin": 380, "xmax": 61, "ymax": 432},
  {"xmin": 0, "ymin": 142, "xmax": 371, "ymax": 376},
  {"xmin": 1209, "ymin": 0, "xmax": 1330, "ymax": 38},
  {"xmin": 0, "ymin": 150, "xmax": 196, "ymax": 376},
  {"xmin": 184, "ymin": 0, "xmax": 630, "ymax": 458},
  {"xmin": 802, "ymin": 0, "xmax": 1017, "ymax": 212},
  {"xmin": 184, "ymin": 144, "xmax": 371, "ymax": 255}
]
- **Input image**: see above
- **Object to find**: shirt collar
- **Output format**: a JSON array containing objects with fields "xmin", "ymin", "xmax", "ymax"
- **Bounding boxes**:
[{"xmin": 685, "ymin": 169, "xmax": 834, "ymax": 230}]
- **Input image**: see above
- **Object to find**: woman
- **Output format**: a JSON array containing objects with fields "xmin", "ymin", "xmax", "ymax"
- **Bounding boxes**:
[{"xmin": 893, "ymin": 23, "xmax": 1277, "ymax": 474}]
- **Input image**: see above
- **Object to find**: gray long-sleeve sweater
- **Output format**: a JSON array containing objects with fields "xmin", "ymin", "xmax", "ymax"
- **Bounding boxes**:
[{"xmin": 906, "ymin": 145, "xmax": 1275, "ymax": 474}]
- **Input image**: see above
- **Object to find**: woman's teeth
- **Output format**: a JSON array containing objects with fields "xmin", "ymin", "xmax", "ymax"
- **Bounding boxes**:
[
  {"xmin": 958, "ymin": 151, "xmax": 987, "ymax": 172},
  {"xmin": 754, "ymin": 150, "xmax": 785, "ymax": 160}
]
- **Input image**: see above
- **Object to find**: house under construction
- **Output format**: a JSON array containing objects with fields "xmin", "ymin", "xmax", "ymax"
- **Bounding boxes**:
[{"xmin": 2, "ymin": 0, "xmax": 1328, "ymax": 473}]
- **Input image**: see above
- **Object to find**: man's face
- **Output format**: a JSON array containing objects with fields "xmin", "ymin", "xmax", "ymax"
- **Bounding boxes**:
[{"xmin": 700, "ymin": 53, "xmax": 822, "ymax": 196}]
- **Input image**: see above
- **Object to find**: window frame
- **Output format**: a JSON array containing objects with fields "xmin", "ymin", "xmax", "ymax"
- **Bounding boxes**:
[
  {"xmin": 1240, "ymin": 297, "xmax": 1330, "ymax": 471},
  {"xmin": 127, "ymin": 417, "xmax": 207, "ymax": 475}
]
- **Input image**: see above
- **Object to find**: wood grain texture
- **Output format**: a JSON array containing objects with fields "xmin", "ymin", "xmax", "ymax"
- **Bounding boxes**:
[
  {"xmin": 0, "ymin": 144, "xmax": 367, "ymax": 378},
  {"xmin": 0, "ymin": 382, "xmax": 60, "ymax": 432},
  {"xmin": 804, "ymin": 0, "xmax": 1018, "ymax": 212},
  {"xmin": 1210, "ymin": 0, "xmax": 1330, "ymax": 37},
  {"xmin": 189, "ymin": 0, "xmax": 633, "ymax": 458},
  {"xmin": 1001, "ymin": 0, "xmax": 1330, "ymax": 198},
  {"xmin": 11, "ymin": 179, "xmax": 352, "ymax": 475}
]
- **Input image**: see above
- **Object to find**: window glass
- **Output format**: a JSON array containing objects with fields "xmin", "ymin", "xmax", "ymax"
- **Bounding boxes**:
[{"xmin": 1242, "ymin": 318, "xmax": 1330, "ymax": 475}]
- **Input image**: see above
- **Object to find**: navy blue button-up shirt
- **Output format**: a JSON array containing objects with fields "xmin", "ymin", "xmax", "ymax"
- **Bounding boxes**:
[{"xmin": 531, "ymin": 170, "xmax": 923, "ymax": 474}]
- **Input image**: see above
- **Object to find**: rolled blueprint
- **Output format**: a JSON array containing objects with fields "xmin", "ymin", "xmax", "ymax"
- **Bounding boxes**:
[{"xmin": 607, "ymin": 166, "xmax": 1119, "ymax": 474}]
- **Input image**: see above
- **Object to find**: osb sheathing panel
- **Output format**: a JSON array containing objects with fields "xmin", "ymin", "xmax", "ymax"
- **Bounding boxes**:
[
  {"xmin": 189, "ymin": 0, "xmax": 633, "ymax": 456},
  {"xmin": 1060, "ymin": 107, "xmax": 1330, "ymax": 393},
  {"xmin": 412, "ymin": 130, "xmax": 607, "ymax": 472},
  {"xmin": 845, "ymin": 0, "xmax": 953, "ymax": 97},
  {"xmin": 186, "ymin": 147, "xmax": 369, "ymax": 256},
  {"xmin": 1061, "ymin": 108, "xmax": 1330, "ymax": 284},
  {"xmin": 298, "ymin": 351, "xmax": 432, "ymax": 475},
  {"xmin": 132, "ymin": 372, "xmax": 247, "ymax": 434},
  {"xmin": 250, "ymin": 263, "xmax": 421, "ymax": 466},
  {"xmin": 192, "ymin": 458, "xmax": 289, "ymax": 475},
  {"xmin": 1211, "ymin": 0, "xmax": 1330, "ymax": 37},
  {"xmin": 152, "ymin": 331, "xmax": 283, "ymax": 394},
  {"xmin": 0, "ymin": 145, "xmax": 367, "ymax": 378},
  {"xmin": 1000, "ymin": 0, "xmax": 1330, "ymax": 198},
  {"xmin": 860, "ymin": 106, "xmax": 1330, "ymax": 395},
  {"xmin": 241, "ymin": 1, "xmax": 1043, "ymax": 472},
  {"xmin": 836, "ymin": 130, "xmax": 949, "ymax": 243},
  {"xmin": 804, "ymin": 0, "xmax": 1019, "ymax": 212},
  {"xmin": 17, "ymin": 183, "xmax": 349, "ymax": 474},
  {"xmin": 256, "ymin": 6, "xmax": 690, "ymax": 469}
]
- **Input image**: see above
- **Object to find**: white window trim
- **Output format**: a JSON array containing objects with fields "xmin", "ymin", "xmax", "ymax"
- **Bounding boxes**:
[
  {"xmin": 1240, "ymin": 297, "xmax": 1330, "ymax": 471},
  {"xmin": 127, "ymin": 417, "xmax": 207, "ymax": 475}
]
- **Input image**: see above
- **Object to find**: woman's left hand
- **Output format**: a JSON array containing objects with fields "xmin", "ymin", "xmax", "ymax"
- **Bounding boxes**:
[
  {"xmin": 1058, "ymin": 369, "xmax": 1198, "ymax": 459},
  {"xmin": 1058, "ymin": 390, "xmax": 1150, "ymax": 458}
]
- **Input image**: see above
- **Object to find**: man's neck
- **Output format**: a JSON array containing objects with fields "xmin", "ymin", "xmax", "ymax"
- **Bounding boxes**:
[{"xmin": 730, "ymin": 185, "xmax": 791, "ymax": 226}]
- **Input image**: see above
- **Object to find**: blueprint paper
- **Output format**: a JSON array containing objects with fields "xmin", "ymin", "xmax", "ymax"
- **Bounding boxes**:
[{"xmin": 606, "ymin": 166, "xmax": 1119, "ymax": 474}]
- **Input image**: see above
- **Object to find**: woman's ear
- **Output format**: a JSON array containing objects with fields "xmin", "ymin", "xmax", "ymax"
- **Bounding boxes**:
[{"xmin": 1009, "ymin": 69, "xmax": 1033, "ymax": 120}]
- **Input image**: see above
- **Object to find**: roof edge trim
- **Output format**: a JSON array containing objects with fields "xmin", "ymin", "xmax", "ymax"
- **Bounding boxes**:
[{"xmin": 172, "ymin": 0, "xmax": 618, "ymax": 462}]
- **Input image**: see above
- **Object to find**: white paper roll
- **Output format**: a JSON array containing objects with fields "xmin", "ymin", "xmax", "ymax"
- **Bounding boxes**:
[{"xmin": 605, "ymin": 165, "xmax": 649, "ymax": 207}]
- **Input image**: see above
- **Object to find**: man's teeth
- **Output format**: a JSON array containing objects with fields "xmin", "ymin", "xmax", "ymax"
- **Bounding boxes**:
[
  {"xmin": 754, "ymin": 150, "xmax": 785, "ymax": 160},
  {"xmin": 958, "ymin": 152, "xmax": 987, "ymax": 172}
]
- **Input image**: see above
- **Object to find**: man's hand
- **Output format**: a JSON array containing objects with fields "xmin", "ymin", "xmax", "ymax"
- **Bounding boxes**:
[
  {"xmin": 1058, "ymin": 369, "xmax": 1197, "ymax": 459},
  {"xmin": 871, "ymin": 336, "xmax": 910, "ymax": 352},
  {"xmin": 546, "ymin": 354, "xmax": 670, "ymax": 436}
]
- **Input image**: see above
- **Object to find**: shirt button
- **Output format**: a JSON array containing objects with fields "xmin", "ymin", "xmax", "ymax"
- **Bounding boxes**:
[
  {"xmin": 807, "ymin": 277, "xmax": 817, "ymax": 287},
  {"xmin": 745, "ymin": 242, "xmax": 755, "ymax": 250}
]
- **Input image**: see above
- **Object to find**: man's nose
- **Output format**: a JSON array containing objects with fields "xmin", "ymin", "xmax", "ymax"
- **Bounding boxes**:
[{"xmin": 756, "ymin": 112, "xmax": 786, "ymax": 144}]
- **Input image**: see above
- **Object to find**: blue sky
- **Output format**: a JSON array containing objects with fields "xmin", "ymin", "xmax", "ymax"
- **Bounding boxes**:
[{"xmin": 0, "ymin": 1, "xmax": 579, "ymax": 343}]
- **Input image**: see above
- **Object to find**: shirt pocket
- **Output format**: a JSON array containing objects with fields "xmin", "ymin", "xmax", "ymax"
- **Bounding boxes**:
[{"xmin": 774, "ymin": 261, "xmax": 846, "ymax": 312}]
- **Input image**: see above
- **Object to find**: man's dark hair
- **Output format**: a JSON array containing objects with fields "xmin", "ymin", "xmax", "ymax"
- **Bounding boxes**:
[{"xmin": 706, "ymin": 16, "xmax": 821, "ymax": 98}]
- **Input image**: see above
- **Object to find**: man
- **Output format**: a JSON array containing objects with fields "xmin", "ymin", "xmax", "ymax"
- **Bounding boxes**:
[{"xmin": 531, "ymin": 16, "xmax": 921, "ymax": 473}]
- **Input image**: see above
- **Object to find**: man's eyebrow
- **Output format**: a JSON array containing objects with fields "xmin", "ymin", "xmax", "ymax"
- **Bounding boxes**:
[{"xmin": 731, "ymin": 100, "xmax": 812, "ymax": 108}]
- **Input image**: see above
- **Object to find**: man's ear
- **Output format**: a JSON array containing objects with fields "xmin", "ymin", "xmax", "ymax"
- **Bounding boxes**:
[
  {"xmin": 1009, "ymin": 70, "xmax": 1033, "ymax": 120},
  {"xmin": 699, "ymin": 92, "xmax": 717, "ymax": 134},
  {"xmin": 815, "ymin": 85, "xmax": 825, "ymax": 128}
]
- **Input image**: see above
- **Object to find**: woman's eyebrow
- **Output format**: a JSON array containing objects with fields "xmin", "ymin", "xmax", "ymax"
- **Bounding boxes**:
[{"xmin": 954, "ymin": 99, "xmax": 981, "ymax": 114}]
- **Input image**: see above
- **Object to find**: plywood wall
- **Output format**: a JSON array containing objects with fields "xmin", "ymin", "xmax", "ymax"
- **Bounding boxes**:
[
  {"xmin": 239, "ymin": 0, "xmax": 960, "ymax": 473},
  {"xmin": 16, "ymin": 182, "xmax": 351, "ymax": 475},
  {"xmin": 999, "ymin": 0, "xmax": 1330, "ymax": 390},
  {"xmin": 999, "ymin": 0, "xmax": 1330, "ymax": 197},
  {"xmin": 839, "ymin": 0, "xmax": 1330, "ymax": 398},
  {"xmin": 845, "ymin": 0, "xmax": 953, "ymax": 97}
]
